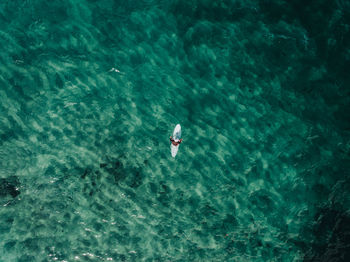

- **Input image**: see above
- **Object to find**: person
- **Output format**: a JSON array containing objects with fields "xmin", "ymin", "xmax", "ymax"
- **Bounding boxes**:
[{"xmin": 170, "ymin": 136, "xmax": 183, "ymax": 146}]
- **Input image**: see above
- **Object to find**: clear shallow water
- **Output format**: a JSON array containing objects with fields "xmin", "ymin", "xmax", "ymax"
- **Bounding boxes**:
[{"xmin": 0, "ymin": 0, "xmax": 350, "ymax": 261}]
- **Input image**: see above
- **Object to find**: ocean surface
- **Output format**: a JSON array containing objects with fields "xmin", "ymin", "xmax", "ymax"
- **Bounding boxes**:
[{"xmin": 0, "ymin": 0, "xmax": 350, "ymax": 261}]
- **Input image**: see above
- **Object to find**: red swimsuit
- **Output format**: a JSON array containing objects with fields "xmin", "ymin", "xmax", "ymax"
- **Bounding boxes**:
[{"xmin": 170, "ymin": 137, "xmax": 182, "ymax": 146}]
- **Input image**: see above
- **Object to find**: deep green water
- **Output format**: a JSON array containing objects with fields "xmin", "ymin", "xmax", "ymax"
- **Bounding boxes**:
[{"xmin": 0, "ymin": 0, "xmax": 350, "ymax": 261}]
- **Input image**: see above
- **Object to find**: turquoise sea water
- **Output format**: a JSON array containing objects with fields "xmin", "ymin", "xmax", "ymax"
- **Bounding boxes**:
[{"xmin": 1, "ymin": 0, "xmax": 350, "ymax": 261}]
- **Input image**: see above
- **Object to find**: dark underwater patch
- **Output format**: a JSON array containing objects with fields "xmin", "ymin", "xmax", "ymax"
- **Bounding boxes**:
[
  {"xmin": 302, "ymin": 178, "xmax": 350, "ymax": 261},
  {"xmin": 98, "ymin": 156, "xmax": 145, "ymax": 189},
  {"xmin": 304, "ymin": 209, "xmax": 350, "ymax": 262},
  {"xmin": 0, "ymin": 176, "xmax": 20, "ymax": 199}
]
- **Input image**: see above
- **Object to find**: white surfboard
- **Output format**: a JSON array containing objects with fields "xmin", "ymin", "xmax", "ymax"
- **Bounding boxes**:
[{"xmin": 171, "ymin": 124, "xmax": 181, "ymax": 157}]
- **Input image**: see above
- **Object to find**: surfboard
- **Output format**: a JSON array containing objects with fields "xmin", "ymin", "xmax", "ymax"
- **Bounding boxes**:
[{"xmin": 171, "ymin": 124, "xmax": 181, "ymax": 158}]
